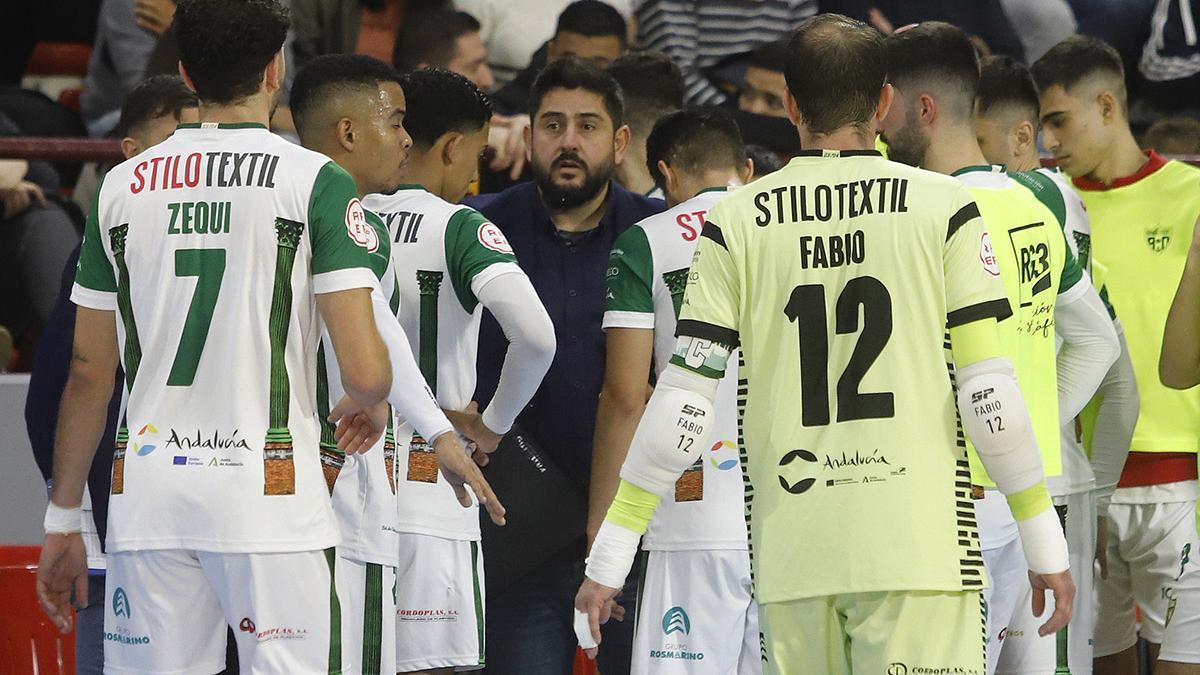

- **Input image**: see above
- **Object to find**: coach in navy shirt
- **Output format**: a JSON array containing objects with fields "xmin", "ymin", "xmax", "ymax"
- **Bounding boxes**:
[{"xmin": 469, "ymin": 57, "xmax": 663, "ymax": 675}]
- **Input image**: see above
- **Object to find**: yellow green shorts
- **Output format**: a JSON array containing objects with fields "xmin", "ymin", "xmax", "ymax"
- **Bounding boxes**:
[{"xmin": 759, "ymin": 589, "xmax": 985, "ymax": 675}]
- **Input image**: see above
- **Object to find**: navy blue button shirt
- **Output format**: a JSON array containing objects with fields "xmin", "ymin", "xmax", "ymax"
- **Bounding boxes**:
[{"xmin": 468, "ymin": 181, "xmax": 665, "ymax": 488}]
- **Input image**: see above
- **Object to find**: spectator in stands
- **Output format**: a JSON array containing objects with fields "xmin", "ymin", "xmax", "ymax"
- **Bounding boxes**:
[
  {"xmin": 634, "ymin": 0, "xmax": 816, "ymax": 106},
  {"xmin": 133, "ymin": 0, "xmax": 176, "ymax": 36},
  {"xmin": 821, "ymin": 0, "xmax": 1027, "ymax": 61},
  {"xmin": 738, "ymin": 38, "xmax": 790, "ymax": 119},
  {"xmin": 455, "ymin": 0, "xmax": 634, "ymax": 88},
  {"xmin": 393, "ymin": 8, "xmax": 495, "ymax": 90},
  {"xmin": 1144, "ymin": 117, "xmax": 1200, "ymax": 156},
  {"xmin": 25, "ymin": 74, "xmax": 197, "ymax": 675},
  {"xmin": 290, "ymin": 0, "xmax": 448, "ymax": 73},
  {"xmin": 0, "ymin": 113, "xmax": 81, "ymax": 334},
  {"xmin": 1140, "ymin": 0, "xmax": 1200, "ymax": 113},
  {"xmin": 80, "ymin": 0, "xmax": 159, "ymax": 137},
  {"xmin": 607, "ymin": 52, "xmax": 685, "ymax": 198},
  {"xmin": 468, "ymin": 57, "xmax": 663, "ymax": 675},
  {"xmin": 489, "ymin": 1, "xmax": 628, "ymax": 116}
]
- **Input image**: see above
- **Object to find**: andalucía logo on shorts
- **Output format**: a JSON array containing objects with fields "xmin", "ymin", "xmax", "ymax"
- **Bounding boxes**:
[
  {"xmin": 662, "ymin": 606, "xmax": 691, "ymax": 636},
  {"xmin": 112, "ymin": 587, "xmax": 131, "ymax": 619}
]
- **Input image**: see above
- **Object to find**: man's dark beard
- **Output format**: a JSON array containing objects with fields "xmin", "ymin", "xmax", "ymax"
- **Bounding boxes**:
[
  {"xmin": 533, "ymin": 152, "xmax": 614, "ymax": 211},
  {"xmin": 881, "ymin": 121, "xmax": 927, "ymax": 168}
]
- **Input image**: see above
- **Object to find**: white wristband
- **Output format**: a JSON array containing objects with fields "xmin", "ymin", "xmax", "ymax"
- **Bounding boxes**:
[
  {"xmin": 1016, "ymin": 507, "xmax": 1070, "ymax": 574},
  {"xmin": 585, "ymin": 520, "xmax": 641, "ymax": 589},
  {"xmin": 43, "ymin": 501, "xmax": 82, "ymax": 535}
]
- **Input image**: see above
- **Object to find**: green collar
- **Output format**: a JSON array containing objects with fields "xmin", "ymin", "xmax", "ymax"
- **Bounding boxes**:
[{"xmin": 696, "ymin": 186, "xmax": 730, "ymax": 196}]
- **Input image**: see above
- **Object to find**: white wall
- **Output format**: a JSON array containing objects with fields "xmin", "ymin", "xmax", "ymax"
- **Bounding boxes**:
[{"xmin": 0, "ymin": 375, "xmax": 48, "ymax": 545}]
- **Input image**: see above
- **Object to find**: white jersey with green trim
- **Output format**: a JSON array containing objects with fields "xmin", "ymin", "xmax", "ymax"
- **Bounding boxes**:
[
  {"xmin": 71, "ymin": 122, "xmax": 380, "ymax": 553},
  {"xmin": 318, "ymin": 208, "xmax": 405, "ymax": 565},
  {"xmin": 1020, "ymin": 167, "xmax": 1106, "ymax": 498},
  {"xmin": 605, "ymin": 188, "xmax": 748, "ymax": 551},
  {"xmin": 363, "ymin": 185, "xmax": 521, "ymax": 541}
]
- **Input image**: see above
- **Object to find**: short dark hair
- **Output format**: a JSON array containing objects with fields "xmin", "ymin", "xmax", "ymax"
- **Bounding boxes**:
[
  {"xmin": 1031, "ymin": 35, "xmax": 1125, "ymax": 97},
  {"xmin": 1143, "ymin": 116, "xmax": 1200, "ymax": 155},
  {"xmin": 400, "ymin": 68, "xmax": 493, "ymax": 148},
  {"xmin": 529, "ymin": 56, "xmax": 624, "ymax": 129},
  {"xmin": 748, "ymin": 38, "xmax": 789, "ymax": 73},
  {"xmin": 393, "ymin": 9, "xmax": 482, "ymax": 73},
  {"xmin": 174, "ymin": 0, "xmax": 289, "ymax": 104},
  {"xmin": 745, "ymin": 143, "xmax": 784, "ymax": 178},
  {"xmin": 606, "ymin": 52, "xmax": 683, "ymax": 138},
  {"xmin": 646, "ymin": 108, "xmax": 746, "ymax": 190},
  {"xmin": 556, "ymin": 0, "xmax": 626, "ymax": 43},
  {"xmin": 977, "ymin": 55, "xmax": 1039, "ymax": 122},
  {"xmin": 884, "ymin": 22, "xmax": 980, "ymax": 119},
  {"xmin": 785, "ymin": 14, "xmax": 887, "ymax": 136},
  {"xmin": 290, "ymin": 54, "xmax": 404, "ymax": 138},
  {"xmin": 115, "ymin": 75, "xmax": 198, "ymax": 138}
]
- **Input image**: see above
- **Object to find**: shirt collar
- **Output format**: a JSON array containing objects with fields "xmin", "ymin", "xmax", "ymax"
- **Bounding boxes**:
[
  {"xmin": 1072, "ymin": 150, "xmax": 1169, "ymax": 191},
  {"xmin": 951, "ymin": 164, "xmax": 1006, "ymax": 177},
  {"xmin": 176, "ymin": 122, "xmax": 269, "ymax": 131}
]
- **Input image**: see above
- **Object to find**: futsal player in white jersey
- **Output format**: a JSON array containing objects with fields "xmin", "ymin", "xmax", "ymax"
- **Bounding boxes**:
[
  {"xmin": 35, "ymin": 1, "xmax": 399, "ymax": 672},
  {"xmin": 362, "ymin": 68, "xmax": 555, "ymax": 674},
  {"xmin": 579, "ymin": 108, "xmax": 758, "ymax": 673},
  {"xmin": 291, "ymin": 55, "xmax": 507, "ymax": 675},
  {"xmin": 975, "ymin": 55, "xmax": 1139, "ymax": 674}
]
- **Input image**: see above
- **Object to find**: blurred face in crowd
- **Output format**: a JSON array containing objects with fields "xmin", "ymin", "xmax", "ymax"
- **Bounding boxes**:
[
  {"xmin": 528, "ymin": 87, "xmax": 629, "ymax": 211},
  {"xmin": 548, "ymin": 32, "xmax": 625, "ymax": 69},
  {"xmin": 877, "ymin": 85, "xmax": 931, "ymax": 167},
  {"xmin": 1038, "ymin": 79, "xmax": 1117, "ymax": 178},
  {"xmin": 739, "ymin": 66, "xmax": 788, "ymax": 118},
  {"xmin": 122, "ymin": 106, "xmax": 200, "ymax": 160},
  {"xmin": 447, "ymin": 31, "xmax": 496, "ymax": 91},
  {"xmin": 340, "ymin": 81, "xmax": 413, "ymax": 196}
]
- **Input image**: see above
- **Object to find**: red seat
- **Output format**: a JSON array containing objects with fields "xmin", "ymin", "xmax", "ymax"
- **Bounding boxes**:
[
  {"xmin": 25, "ymin": 42, "xmax": 93, "ymax": 78},
  {"xmin": 0, "ymin": 546, "xmax": 76, "ymax": 675}
]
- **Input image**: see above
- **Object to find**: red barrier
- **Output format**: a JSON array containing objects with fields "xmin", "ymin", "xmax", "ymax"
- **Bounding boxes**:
[
  {"xmin": 0, "ymin": 137, "xmax": 123, "ymax": 163},
  {"xmin": 0, "ymin": 546, "xmax": 75, "ymax": 675}
]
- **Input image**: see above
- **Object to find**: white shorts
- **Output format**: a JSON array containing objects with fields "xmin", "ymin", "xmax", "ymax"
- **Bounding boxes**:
[
  {"xmin": 337, "ymin": 556, "xmax": 397, "ymax": 675},
  {"xmin": 104, "ymin": 548, "xmax": 345, "ymax": 675},
  {"xmin": 996, "ymin": 493, "xmax": 1096, "ymax": 674},
  {"xmin": 394, "ymin": 533, "xmax": 485, "ymax": 672},
  {"xmin": 633, "ymin": 549, "xmax": 761, "ymax": 674},
  {"xmin": 1094, "ymin": 495, "xmax": 1200, "ymax": 663},
  {"xmin": 983, "ymin": 535, "xmax": 1028, "ymax": 675}
]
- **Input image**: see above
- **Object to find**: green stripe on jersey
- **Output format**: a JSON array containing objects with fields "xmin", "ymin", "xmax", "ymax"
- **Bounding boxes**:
[
  {"xmin": 444, "ymin": 208, "xmax": 517, "ymax": 314},
  {"xmin": 324, "ymin": 548, "xmax": 343, "ymax": 674},
  {"xmin": 110, "ymin": 223, "xmax": 142, "ymax": 385},
  {"xmin": 415, "ymin": 270, "xmax": 444, "ymax": 394},
  {"xmin": 362, "ymin": 563, "xmax": 384, "ymax": 675},
  {"xmin": 76, "ymin": 174, "xmax": 116, "ymax": 294},
  {"xmin": 470, "ymin": 541, "xmax": 486, "ymax": 666},
  {"xmin": 607, "ymin": 225, "xmax": 655, "ymax": 315}
]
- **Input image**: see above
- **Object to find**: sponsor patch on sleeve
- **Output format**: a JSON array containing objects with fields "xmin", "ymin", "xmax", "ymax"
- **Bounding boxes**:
[
  {"xmin": 345, "ymin": 198, "xmax": 378, "ymax": 253},
  {"xmin": 979, "ymin": 232, "xmax": 999, "ymax": 276},
  {"xmin": 477, "ymin": 222, "xmax": 514, "ymax": 254}
]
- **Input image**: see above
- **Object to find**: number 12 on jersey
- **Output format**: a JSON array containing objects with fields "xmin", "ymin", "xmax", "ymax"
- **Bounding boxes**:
[{"xmin": 784, "ymin": 276, "xmax": 894, "ymax": 427}]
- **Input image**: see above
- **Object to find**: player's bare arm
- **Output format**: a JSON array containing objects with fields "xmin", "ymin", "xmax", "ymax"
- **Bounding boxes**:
[
  {"xmin": 1160, "ymin": 214, "xmax": 1200, "ymax": 389},
  {"xmin": 37, "ymin": 307, "xmax": 120, "ymax": 633},
  {"xmin": 586, "ymin": 327, "xmax": 654, "ymax": 548}
]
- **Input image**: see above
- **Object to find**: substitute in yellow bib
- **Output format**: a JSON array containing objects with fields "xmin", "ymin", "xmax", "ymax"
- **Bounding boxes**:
[
  {"xmin": 1033, "ymin": 36, "xmax": 1200, "ymax": 674},
  {"xmin": 574, "ymin": 14, "xmax": 1074, "ymax": 675},
  {"xmin": 880, "ymin": 24, "xmax": 1119, "ymax": 675}
]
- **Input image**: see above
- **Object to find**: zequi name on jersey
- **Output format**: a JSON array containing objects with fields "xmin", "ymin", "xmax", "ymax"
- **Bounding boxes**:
[
  {"xmin": 753, "ymin": 177, "xmax": 909, "ymax": 227},
  {"xmin": 130, "ymin": 152, "xmax": 281, "ymax": 193},
  {"xmin": 167, "ymin": 201, "xmax": 231, "ymax": 235}
]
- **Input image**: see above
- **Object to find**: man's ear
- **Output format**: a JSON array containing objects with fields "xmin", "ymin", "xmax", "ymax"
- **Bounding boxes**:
[
  {"xmin": 120, "ymin": 137, "xmax": 143, "ymax": 161},
  {"xmin": 336, "ymin": 117, "xmax": 355, "ymax": 152},
  {"xmin": 875, "ymin": 82, "xmax": 895, "ymax": 127},
  {"xmin": 1097, "ymin": 91, "xmax": 1119, "ymax": 125},
  {"xmin": 178, "ymin": 62, "xmax": 197, "ymax": 93},
  {"xmin": 785, "ymin": 91, "xmax": 802, "ymax": 128},
  {"xmin": 740, "ymin": 157, "xmax": 755, "ymax": 183},
  {"xmin": 264, "ymin": 50, "xmax": 285, "ymax": 93},
  {"xmin": 441, "ymin": 132, "xmax": 464, "ymax": 166},
  {"xmin": 613, "ymin": 123, "xmax": 631, "ymax": 165},
  {"xmin": 657, "ymin": 159, "xmax": 675, "ymax": 194},
  {"xmin": 918, "ymin": 92, "xmax": 937, "ymax": 127},
  {"xmin": 1013, "ymin": 119, "xmax": 1037, "ymax": 160}
]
